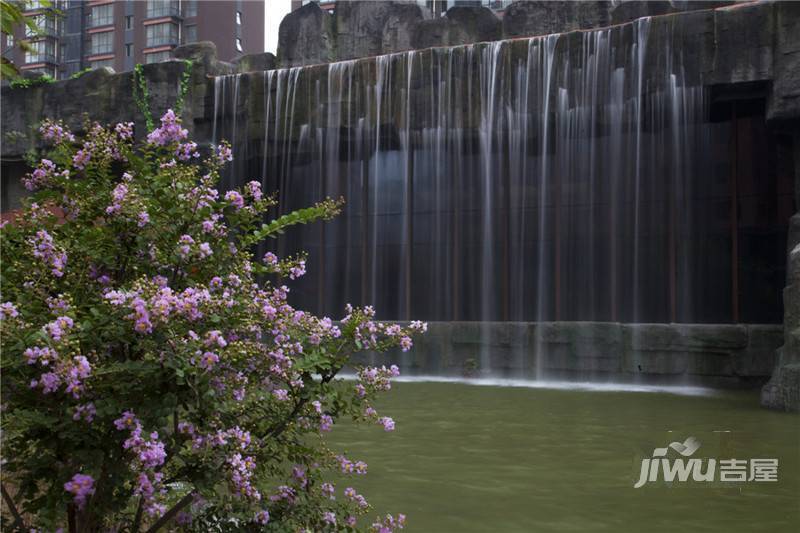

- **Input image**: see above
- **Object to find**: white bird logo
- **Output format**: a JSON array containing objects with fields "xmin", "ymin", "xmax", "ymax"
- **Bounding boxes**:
[{"xmin": 652, "ymin": 436, "xmax": 701, "ymax": 457}]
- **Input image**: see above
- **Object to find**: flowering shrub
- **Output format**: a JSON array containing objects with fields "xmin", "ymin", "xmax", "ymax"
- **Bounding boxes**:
[{"xmin": 0, "ymin": 111, "xmax": 426, "ymax": 532}]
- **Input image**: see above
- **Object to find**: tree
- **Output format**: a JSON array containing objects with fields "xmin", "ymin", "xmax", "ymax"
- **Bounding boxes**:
[
  {"xmin": 1, "ymin": 0, "xmax": 52, "ymax": 81},
  {"xmin": 0, "ymin": 109, "xmax": 423, "ymax": 531}
]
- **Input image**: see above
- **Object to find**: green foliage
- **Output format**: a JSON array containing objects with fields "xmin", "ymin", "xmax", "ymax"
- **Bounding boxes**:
[
  {"xmin": 8, "ymin": 72, "xmax": 54, "ymax": 88},
  {"xmin": 68, "ymin": 67, "xmax": 92, "ymax": 80},
  {"xmin": 0, "ymin": 112, "xmax": 423, "ymax": 532},
  {"xmin": 1, "ymin": 0, "xmax": 53, "ymax": 81},
  {"xmin": 132, "ymin": 64, "xmax": 154, "ymax": 131},
  {"xmin": 173, "ymin": 60, "xmax": 193, "ymax": 117},
  {"xmin": 133, "ymin": 60, "xmax": 193, "ymax": 131}
]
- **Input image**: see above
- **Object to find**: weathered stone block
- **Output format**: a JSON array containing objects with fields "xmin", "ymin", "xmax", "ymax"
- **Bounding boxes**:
[
  {"xmin": 278, "ymin": 2, "xmax": 334, "ymax": 67},
  {"xmin": 503, "ymin": 1, "xmax": 611, "ymax": 39},
  {"xmin": 411, "ymin": 6, "xmax": 501, "ymax": 49},
  {"xmin": 234, "ymin": 52, "xmax": 277, "ymax": 73},
  {"xmin": 334, "ymin": 1, "xmax": 424, "ymax": 61},
  {"xmin": 767, "ymin": 1, "xmax": 800, "ymax": 122}
]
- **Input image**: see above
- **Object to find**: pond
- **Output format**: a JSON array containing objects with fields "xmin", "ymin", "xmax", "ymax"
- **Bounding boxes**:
[{"xmin": 330, "ymin": 380, "xmax": 799, "ymax": 532}]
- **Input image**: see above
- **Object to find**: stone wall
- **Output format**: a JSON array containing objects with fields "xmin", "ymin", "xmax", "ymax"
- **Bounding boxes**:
[
  {"xmin": 351, "ymin": 322, "xmax": 784, "ymax": 386},
  {"xmin": 3, "ymin": 3, "xmax": 799, "ymax": 156},
  {"xmin": 276, "ymin": 1, "xmax": 748, "ymax": 67}
]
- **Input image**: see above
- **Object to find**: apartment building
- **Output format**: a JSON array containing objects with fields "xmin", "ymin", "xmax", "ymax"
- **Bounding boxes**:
[{"xmin": 1, "ymin": 0, "xmax": 264, "ymax": 79}]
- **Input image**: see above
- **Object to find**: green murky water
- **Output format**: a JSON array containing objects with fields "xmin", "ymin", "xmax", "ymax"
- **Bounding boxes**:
[{"xmin": 331, "ymin": 381, "xmax": 800, "ymax": 532}]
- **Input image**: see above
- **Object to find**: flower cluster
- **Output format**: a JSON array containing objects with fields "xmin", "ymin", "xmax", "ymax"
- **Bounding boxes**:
[
  {"xmin": 40, "ymin": 119, "xmax": 76, "ymax": 145},
  {"xmin": 146, "ymin": 109, "xmax": 188, "ymax": 146},
  {"xmin": 345, "ymin": 306, "xmax": 426, "ymax": 352},
  {"xmin": 23, "ymin": 158, "xmax": 70, "ymax": 191},
  {"xmin": 114, "ymin": 411, "xmax": 168, "ymax": 516},
  {"xmin": 29, "ymin": 229, "xmax": 68, "ymax": 277},
  {"xmin": 0, "ymin": 301, "xmax": 19, "ymax": 320},
  {"xmin": 72, "ymin": 121, "xmax": 132, "ymax": 170},
  {"xmin": 63, "ymin": 474, "xmax": 95, "ymax": 510},
  {"xmin": 371, "ymin": 513, "xmax": 407, "ymax": 533},
  {"xmin": 28, "ymin": 354, "xmax": 91, "ymax": 399},
  {"xmin": 215, "ymin": 142, "xmax": 233, "ymax": 165}
]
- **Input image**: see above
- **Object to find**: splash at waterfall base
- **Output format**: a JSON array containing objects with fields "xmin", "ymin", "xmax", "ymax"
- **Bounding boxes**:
[{"xmin": 2, "ymin": 2, "xmax": 800, "ymax": 410}]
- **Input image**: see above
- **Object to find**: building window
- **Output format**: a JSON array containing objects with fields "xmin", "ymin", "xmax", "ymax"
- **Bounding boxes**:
[
  {"xmin": 90, "ymin": 4, "xmax": 114, "ymax": 27},
  {"xmin": 125, "ymin": 43, "xmax": 132, "ymax": 57},
  {"xmin": 91, "ymin": 58, "xmax": 115, "ymax": 70},
  {"xmin": 146, "ymin": 0, "xmax": 179, "ymax": 19},
  {"xmin": 145, "ymin": 22, "xmax": 177, "ymax": 47},
  {"xmin": 4, "ymin": 32, "xmax": 14, "ymax": 49},
  {"xmin": 183, "ymin": 25, "xmax": 197, "ymax": 44},
  {"xmin": 235, "ymin": 38, "xmax": 242, "ymax": 52},
  {"xmin": 235, "ymin": 11, "xmax": 242, "ymax": 25},
  {"xmin": 24, "ymin": 39, "xmax": 54, "ymax": 63},
  {"xmin": 90, "ymin": 31, "xmax": 114, "ymax": 55},
  {"xmin": 125, "ymin": 16, "xmax": 133, "ymax": 30},
  {"xmin": 25, "ymin": 0, "xmax": 45, "ymax": 11},
  {"xmin": 184, "ymin": 0, "xmax": 197, "ymax": 17},
  {"xmin": 144, "ymin": 50, "xmax": 170, "ymax": 64},
  {"xmin": 26, "ymin": 14, "xmax": 56, "ymax": 37}
]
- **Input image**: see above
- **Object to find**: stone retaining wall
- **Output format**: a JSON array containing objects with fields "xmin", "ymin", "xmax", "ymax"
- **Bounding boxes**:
[{"xmin": 352, "ymin": 322, "xmax": 784, "ymax": 386}]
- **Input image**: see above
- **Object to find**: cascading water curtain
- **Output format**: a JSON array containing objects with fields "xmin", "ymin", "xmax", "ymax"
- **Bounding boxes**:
[{"xmin": 213, "ymin": 18, "xmax": 729, "ymax": 324}]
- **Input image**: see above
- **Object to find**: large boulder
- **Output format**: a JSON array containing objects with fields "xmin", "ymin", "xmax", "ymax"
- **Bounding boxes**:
[
  {"xmin": 610, "ymin": 0, "xmax": 677, "ymax": 25},
  {"xmin": 412, "ymin": 6, "xmax": 501, "ymax": 49},
  {"xmin": 762, "ymin": 212, "xmax": 800, "ymax": 411},
  {"xmin": 767, "ymin": 1, "xmax": 800, "ymax": 122},
  {"xmin": 334, "ymin": 1, "xmax": 424, "ymax": 61},
  {"xmin": 503, "ymin": 1, "xmax": 612, "ymax": 39},
  {"xmin": 610, "ymin": 0, "xmax": 738, "ymax": 25},
  {"xmin": 233, "ymin": 52, "xmax": 277, "ymax": 73},
  {"xmin": 173, "ymin": 41, "xmax": 236, "ymax": 75},
  {"xmin": 277, "ymin": 2, "xmax": 334, "ymax": 67}
]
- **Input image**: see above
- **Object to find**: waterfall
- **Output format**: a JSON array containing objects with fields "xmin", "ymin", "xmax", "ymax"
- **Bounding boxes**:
[{"xmin": 212, "ymin": 19, "xmax": 726, "ymax": 334}]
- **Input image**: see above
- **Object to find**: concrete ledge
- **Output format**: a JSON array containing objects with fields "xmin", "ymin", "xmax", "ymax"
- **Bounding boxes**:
[{"xmin": 351, "ymin": 321, "xmax": 783, "ymax": 387}]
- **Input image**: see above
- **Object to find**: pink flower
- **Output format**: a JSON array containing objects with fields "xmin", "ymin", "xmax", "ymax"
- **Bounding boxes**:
[
  {"xmin": 215, "ymin": 142, "xmax": 233, "ymax": 164},
  {"xmin": 64, "ymin": 474, "xmax": 95, "ymax": 509},
  {"xmin": 255, "ymin": 510, "xmax": 270, "ymax": 524},
  {"xmin": 379, "ymin": 416, "xmax": 395, "ymax": 432},
  {"xmin": 146, "ymin": 109, "xmax": 188, "ymax": 146},
  {"xmin": 0, "ymin": 302, "xmax": 19, "ymax": 320},
  {"xmin": 225, "ymin": 190, "xmax": 244, "ymax": 209},
  {"xmin": 40, "ymin": 119, "xmax": 76, "ymax": 144},
  {"xmin": 246, "ymin": 180, "xmax": 263, "ymax": 201}
]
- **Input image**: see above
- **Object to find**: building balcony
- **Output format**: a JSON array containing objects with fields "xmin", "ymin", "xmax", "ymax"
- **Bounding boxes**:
[
  {"xmin": 25, "ymin": 16, "xmax": 57, "ymax": 38},
  {"xmin": 24, "ymin": 53, "xmax": 56, "ymax": 65},
  {"xmin": 89, "ymin": 46, "xmax": 114, "ymax": 56},
  {"xmin": 145, "ymin": 1, "xmax": 181, "ymax": 20},
  {"xmin": 89, "ymin": 16, "xmax": 114, "ymax": 28}
]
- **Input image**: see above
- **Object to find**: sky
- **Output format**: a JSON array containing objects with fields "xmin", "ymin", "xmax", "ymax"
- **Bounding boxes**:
[{"xmin": 264, "ymin": 0, "xmax": 291, "ymax": 54}]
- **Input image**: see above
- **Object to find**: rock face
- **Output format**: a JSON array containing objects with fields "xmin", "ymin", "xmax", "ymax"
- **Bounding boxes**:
[
  {"xmin": 767, "ymin": 1, "xmax": 800, "ymax": 122},
  {"xmin": 277, "ymin": 2, "xmax": 334, "ymax": 67},
  {"xmin": 411, "ymin": 6, "xmax": 502, "ymax": 49},
  {"xmin": 276, "ymin": 0, "xmax": 744, "ymax": 67},
  {"xmin": 335, "ymin": 1, "xmax": 425, "ymax": 60},
  {"xmin": 233, "ymin": 52, "xmax": 277, "ymax": 73},
  {"xmin": 503, "ymin": 1, "xmax": 612, "ymax": 38},
  {"xmin": 761, "ymin": 210, "xmax": 800, "ymax": 409}
]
